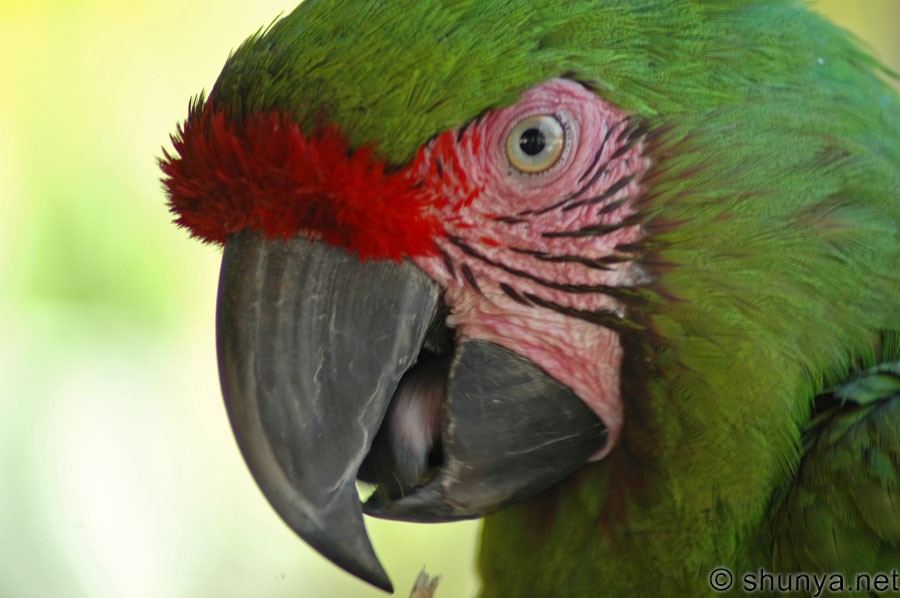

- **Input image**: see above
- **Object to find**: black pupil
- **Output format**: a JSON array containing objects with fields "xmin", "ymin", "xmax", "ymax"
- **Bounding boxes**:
[{"xmin": 519, "ymin": 127, "xmax": 546, "ymax": 156}]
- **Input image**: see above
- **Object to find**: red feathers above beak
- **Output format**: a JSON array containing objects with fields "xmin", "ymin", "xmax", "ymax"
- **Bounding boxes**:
[{"xmin": 161, "ymin": 102, "xmax": 443, "ymax": 260}]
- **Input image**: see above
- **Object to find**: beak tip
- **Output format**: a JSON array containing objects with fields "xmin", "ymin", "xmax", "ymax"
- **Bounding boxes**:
[
  {"xmin": 307, "ymin": 531, "xmax": 393, "ymax": 593},
  {"xmin": 364, "ymin": 569, "xmax": 395, "ymax": 594},
  {"xmin": 252, "ymin": 474, "xmax": 395, "ymax": 592}
]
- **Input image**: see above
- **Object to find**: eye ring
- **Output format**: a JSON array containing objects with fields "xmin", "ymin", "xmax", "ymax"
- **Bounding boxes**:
[{"xmin": 505, "ymin": 114, "xmax": 566, "ymax": 174}]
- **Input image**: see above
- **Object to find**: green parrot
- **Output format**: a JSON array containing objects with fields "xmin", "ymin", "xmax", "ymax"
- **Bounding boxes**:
[{"xmin": 161, "ymin": 0, "xmax": 900, "ymax": 595}]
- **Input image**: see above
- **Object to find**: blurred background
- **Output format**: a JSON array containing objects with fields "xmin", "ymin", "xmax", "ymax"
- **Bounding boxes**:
[{"xmin": 0, "ymin": 2, "xmax": 896, "ymax": 597}]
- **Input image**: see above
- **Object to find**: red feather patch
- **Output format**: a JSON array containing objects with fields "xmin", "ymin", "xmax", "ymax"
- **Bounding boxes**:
[{"xmin": 160, "ymin": 103, "xmax": 443, "ymax": 260}]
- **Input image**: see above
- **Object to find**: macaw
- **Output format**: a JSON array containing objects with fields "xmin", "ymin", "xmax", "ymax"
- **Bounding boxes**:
[{"xmin": 161, "ymin": 0, "xmax": 900, "ymax": 595}]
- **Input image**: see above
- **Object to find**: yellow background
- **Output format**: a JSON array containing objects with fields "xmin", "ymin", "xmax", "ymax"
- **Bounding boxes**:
[{"xmin": 1, "ymin": 2, "xmax": 897, "ymax": 596}]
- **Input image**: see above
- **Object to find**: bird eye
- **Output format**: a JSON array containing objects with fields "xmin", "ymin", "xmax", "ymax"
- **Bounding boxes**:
[{"xmin": 505, "ymin": 114, "xmax": 566, "ymax": 174}]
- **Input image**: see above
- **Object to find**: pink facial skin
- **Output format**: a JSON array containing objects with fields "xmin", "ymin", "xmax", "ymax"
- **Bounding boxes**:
[{"xmin": 410, "ymin": 79, "xmax": 650, "ymax": 458}]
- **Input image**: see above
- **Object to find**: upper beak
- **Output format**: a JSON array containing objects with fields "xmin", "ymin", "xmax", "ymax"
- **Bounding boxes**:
[{"xmin": 216, "ymin": 231, "xmax": 607, "ymax": 592}]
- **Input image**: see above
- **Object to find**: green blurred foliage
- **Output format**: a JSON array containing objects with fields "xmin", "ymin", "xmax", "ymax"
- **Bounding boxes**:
[{"xmin": 0, "ymin": 1, "xmax": 896, "ymax": 597}]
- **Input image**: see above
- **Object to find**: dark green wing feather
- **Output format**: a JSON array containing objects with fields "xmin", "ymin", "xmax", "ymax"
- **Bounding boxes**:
[{"xmin": 773, "ymin": 357, "xmax": 900, "ymax": 574}]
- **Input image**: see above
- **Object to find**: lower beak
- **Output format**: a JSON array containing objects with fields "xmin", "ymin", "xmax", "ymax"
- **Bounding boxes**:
[{"xmin": 216, "ymin": 231, "xmax": 606, "ymax": 592}]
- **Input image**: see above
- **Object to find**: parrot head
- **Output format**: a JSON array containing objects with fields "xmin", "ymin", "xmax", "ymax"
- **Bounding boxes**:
[{"xmin": 162, "ymin": 0, "xmax": 900, "ymax": 593}]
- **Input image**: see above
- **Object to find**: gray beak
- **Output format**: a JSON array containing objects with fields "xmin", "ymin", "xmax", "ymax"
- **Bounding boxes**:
[{"xmin": 216, "ymin": 231, "xmax": 606, "ymax": 592}]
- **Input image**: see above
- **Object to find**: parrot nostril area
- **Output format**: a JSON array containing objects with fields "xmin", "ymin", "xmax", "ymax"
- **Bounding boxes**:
[{"xmin": 358, "ymin": 351, "xmax": 452, "ymax": 502}]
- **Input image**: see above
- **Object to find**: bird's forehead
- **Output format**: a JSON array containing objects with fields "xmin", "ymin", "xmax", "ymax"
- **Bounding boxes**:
[{"xmin": 206, "ymin": 0, "xmax": 584, "ymax": 164}]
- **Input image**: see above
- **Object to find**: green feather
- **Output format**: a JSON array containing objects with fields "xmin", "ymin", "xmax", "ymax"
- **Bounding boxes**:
[{"xmin": 773, "ymin": 357, "xmax": 900, "ymax": 576}]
